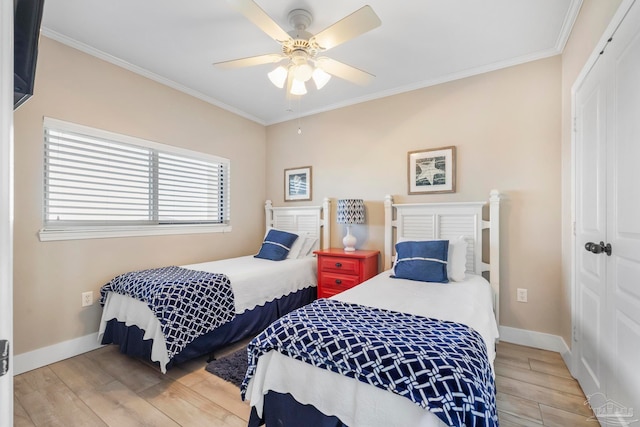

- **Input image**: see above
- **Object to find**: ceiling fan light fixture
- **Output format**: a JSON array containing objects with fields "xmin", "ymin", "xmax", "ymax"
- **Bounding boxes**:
[
  {"xmin": 312, "ymin": 67, "xmax": 331, "ymax": 89},
  {"xmin": 268, "ymin": 65, "xmax": 288, "ymax": 88},
  {"xmin": 216, "ymin": 3, "xmax": 382, "ymax": 100},
  {"xmin": 290, "ymin": 79, "xmax": 307, "ymax": 95},
  {"xmin": 292, "ymin": 63, "xmax": 313, "ymax": 82}
]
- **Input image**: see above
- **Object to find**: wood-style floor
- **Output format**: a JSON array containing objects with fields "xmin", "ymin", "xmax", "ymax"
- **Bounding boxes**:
[{"xmin": 14, "ymin": 341, "xmax": 598, "ymax": 426}]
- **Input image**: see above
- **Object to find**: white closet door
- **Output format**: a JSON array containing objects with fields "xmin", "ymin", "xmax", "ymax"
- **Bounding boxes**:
[
  {"xmin": 606, "ymin": 0, "xmax": 640, "ymax": 418},
  {"xmin": 575, "ymin": 1, "xmax": 640, "ymax": 424},
  {"xmin": 574, "ymin": 48, "xmax": 609, "ymax": 401}
]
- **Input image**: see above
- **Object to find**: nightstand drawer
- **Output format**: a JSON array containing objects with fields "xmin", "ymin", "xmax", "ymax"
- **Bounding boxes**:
[
  {"xmin": 319, "ymin": 273, "xmax": 359, "ymax": 295},
  {"xmin": 318, "ymin": 257, "xmax": 359, "ymax": 275},
  {"xmin": 319, "ymin": 273, "xmax": 359, "ymax": 289}
]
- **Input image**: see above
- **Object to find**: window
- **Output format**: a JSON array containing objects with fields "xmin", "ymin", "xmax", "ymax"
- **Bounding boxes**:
[{"xmin": 39, "ymin": 118, "xmax": 231, "ymax": 241}]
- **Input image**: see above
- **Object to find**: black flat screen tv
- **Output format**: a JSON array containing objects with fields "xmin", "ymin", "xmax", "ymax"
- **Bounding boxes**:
[{"xmin": 14, "ymin": 0, "xmax": 45, "ymax": 110}]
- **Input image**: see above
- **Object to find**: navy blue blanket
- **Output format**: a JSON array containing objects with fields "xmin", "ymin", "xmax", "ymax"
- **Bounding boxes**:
[
  {"xmin": 99, "ymin": 266, "xmax": 235, "ymax": 360},
  {"xmin": 241, "ymin": 299, "xmax": 498, "ymax": 427}
]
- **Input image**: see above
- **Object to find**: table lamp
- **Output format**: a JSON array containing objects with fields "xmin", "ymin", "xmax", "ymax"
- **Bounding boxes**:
[{"xmin": 336, "ymin": 199, "xmax": 365, "ymax": 251}]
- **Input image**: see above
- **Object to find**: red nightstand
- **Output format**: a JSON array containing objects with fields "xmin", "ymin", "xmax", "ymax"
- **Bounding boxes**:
[{"xmin": 313, "ymin": 248, "xmax": 380, "ymax": 298}]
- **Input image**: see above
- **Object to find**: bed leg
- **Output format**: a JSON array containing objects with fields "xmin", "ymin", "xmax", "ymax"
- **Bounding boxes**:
[{"xmin": 206, "ymin": 353, "xmax": 216, "ymax": 363}]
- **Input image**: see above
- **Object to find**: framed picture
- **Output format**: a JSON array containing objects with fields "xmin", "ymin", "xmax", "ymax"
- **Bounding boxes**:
[
  {"xmin": 284, "ymin": 166, "xmax": 312, "ymax": 201},
  {"xmin": 408, "ymin": 146, "xmax": 456, "ymax": 194}
]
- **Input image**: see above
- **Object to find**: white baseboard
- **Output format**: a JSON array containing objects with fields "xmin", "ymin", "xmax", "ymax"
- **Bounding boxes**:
[
  {"xmin": 499, "ymin": 325, "xmax": 573, "ymax": 370},
  {"xmin": 13, "ymin": 333, "xmax": 104, "ymax": 375}
]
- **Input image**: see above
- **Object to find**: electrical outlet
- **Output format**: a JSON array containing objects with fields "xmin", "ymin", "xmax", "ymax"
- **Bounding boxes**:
[
  {"xmin": 516, "ymin": 288, "xmax": 528, "ymax": 303},
  {"xmin": 81, "ymin": 291, "xmax": 93, "ymax": 307}
]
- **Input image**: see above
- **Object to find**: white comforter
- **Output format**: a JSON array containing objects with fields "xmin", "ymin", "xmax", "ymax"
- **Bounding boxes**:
[
  {"xmin": 245, "ymin": 271, "xmax": 499, "ymax": 427},
  {"xmin": 98, "ymin": 255, "xmax": 317, "ymax": 372}
]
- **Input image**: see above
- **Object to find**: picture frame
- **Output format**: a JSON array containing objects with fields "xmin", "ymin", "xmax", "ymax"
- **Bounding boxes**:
[
  {"xmin": 408, "ymin": 146, "xmax": 456, "ymax": 194},
  {"xmin": 284, "ymin": 166, "xmax": 312, "ymax": 201}
]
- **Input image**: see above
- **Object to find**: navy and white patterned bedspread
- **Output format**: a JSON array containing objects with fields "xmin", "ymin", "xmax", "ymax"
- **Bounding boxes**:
[
  {"xmin": 99, "ymin": 266, "xmax": 235, "ymax": 360},
  {"xmin": 241, "ymin": 298, "xmax": 498, "ymax": 427}
]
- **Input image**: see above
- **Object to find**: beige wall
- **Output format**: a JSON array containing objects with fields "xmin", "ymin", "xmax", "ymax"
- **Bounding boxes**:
[
  {"xmin": 266, "ymin": 57, "xmax": 563, "ymax": 335},
  {"xmin": 13, "ymin": 37, "xmax": 266, "ymax": 354},
  {"xmin": 559, "ymin": 0, "xmax": 623, "ymax": 345}
]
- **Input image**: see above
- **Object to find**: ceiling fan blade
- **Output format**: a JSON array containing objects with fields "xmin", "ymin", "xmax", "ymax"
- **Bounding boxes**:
[
  {"xmin": 311, "ymin": 5, "xmax": 381, "ymax": 51},
  {"xmin": 316, "ymin": 57, "xmax": 375, "ymax": 86},
  {"xmin": 226, "ymin": 0, "xmax": 292, "ymax": 43},
  {"xmin": 213, "ymin": 54, "xmax": 286, "ymax": 69}
]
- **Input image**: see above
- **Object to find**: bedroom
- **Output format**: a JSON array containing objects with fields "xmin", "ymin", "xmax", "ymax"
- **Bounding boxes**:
[{"xmin": 1, "ymin": 0, "xmax": 636, "ymax": 425}]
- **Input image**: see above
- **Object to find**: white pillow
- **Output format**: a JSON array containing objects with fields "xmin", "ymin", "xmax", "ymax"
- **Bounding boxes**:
[
  {"xmin": 299, "ymin": 235, "xmax": 319, "ymax": 257},
  {"xmin": 447, "ymin": 236, "xmax": 468, "ymax": 281},
  {"xmin": 396, "ymin": 235, "xmax": 468, "ymax": 281},
  {"xmin": 287, "ymin": 235, "xmax": 305, "ymax": 259}
]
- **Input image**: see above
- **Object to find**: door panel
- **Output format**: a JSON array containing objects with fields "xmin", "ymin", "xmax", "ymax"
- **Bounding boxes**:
[
  {"xmin": 607, "ymin": 1, "xmax": 640, "ymax": 417},
  {"xmin": 613, "ymin": 28, "xmax": 640, "ymax": 235},
  {"xmin": 577, "ymin": 77, "xmax": 607, "ymax": 240},
  {"xmin": 611, "ymin": 312, "xmax": 640, "ymax": 426},
  {"xmin": 579, "ymin": 286, "xmax": 602, "ymax": 389},
  {"xmin": 574, "ymin": 54, "xmax": 609, "ymax": 399}
]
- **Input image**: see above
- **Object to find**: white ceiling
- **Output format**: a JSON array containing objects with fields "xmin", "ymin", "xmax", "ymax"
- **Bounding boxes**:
[{"xmin": 40, "ymin": 0, "xmax": 581, "ymax": 125}]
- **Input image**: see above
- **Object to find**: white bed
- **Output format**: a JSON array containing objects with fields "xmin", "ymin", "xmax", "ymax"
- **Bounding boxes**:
[
  {"xmin": 98, "ymin": 199, "xmax": 330, "ymax": 372},
  {"xmin": 243, "ymin": 191, "xmax": 501, "ymax": 427}
]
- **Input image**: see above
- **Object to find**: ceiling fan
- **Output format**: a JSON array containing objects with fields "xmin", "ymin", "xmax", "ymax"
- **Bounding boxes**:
[{"xmin": 214, "ymin": 0, "xmax": 382, "ymax": 96}]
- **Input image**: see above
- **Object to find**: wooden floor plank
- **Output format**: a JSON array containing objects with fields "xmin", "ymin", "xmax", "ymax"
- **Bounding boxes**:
[
  {"xmin": 48, "ymin": 353, "xmax": 114, "ymax": 394},
  {"xmin": 85, "ymin": 346, "xmax": 165, "ymax": 394},
  {"xmin": 139, "ymin": 379, "xmax": 247, "ymax": 427},
  {"xmin": 496, "ymin": 375, "xmax": 593, "ymax": 418},
  {"xmin": 495, "ymin": 362, "xmax": 584, "ymax": 397},
  {"xmin": 190, "ymin": 375, "xmax": 251, "ymax": 422},
  {"xmin": 13, "ymin": 398, "xmax": 36, "ymax": 427},
  {"xmin": 15, "ymin": 380, "xmax": 107, "ymax": 427},
  {"xmin": 496, "ymin": 342, "xmax": 564, "ymax": 364},
  {"xmin": 498, "ymin": 411, "xmax": 544, "ymax": 427},
  {"xmin": 164, "ymin": 355, "xmax": 213, "ymax": 388},
  {"xmin": 494, "ymin": 352, "xmax": 533, "ymax": 370},
  {"xmin": 496, "ymin": 391, "xmax": 543, "ymax": 423},
  {"xmin": 14, "ymin": 366, "xmax": 62, "ymax": 397},
  {"xmin": 529, "ymin": 358, "xmax": 574, "ymax": 379},
  {"xmin": 540, "ymin": 404, "xmax": 597, "ymax": 427},
  {"xmin": 79, "ymin": 379, "xmax": 181, "ymax": 427}
]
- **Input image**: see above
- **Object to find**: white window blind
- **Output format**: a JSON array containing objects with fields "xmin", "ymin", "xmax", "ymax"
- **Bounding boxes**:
[{"xmin": 42, "ymin": 118, "xmax": 230, "ymax": 238}]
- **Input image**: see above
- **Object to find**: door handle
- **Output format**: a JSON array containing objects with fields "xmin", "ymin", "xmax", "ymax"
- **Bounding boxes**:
[
  {"xmin": 585, "ymin": 241, "xmax": 612, "ymax": 256},
  {"xmin": 0, "ymin": 340, "xmax": 8, "ymax": 377},
  {"xmin": 585, "ymin": 241, "xmax": 602, "ymax": 254}
]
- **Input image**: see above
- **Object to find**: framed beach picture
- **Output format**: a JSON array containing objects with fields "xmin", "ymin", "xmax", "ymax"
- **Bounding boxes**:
[
  {"xmin": 284, "ymin": 166, "xmax": 312, "ymax": 201},
  {"xmin": 408, "ymin": 146, "xmax": 456, "ymax": 194}
]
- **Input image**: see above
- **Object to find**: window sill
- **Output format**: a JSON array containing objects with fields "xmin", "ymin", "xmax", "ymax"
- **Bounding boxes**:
[{"xmin": 38, "ymin": 223, "xmax": 232, "ymax": 242}]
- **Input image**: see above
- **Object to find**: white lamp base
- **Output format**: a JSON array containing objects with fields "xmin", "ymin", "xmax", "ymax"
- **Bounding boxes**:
[{"xmin": 343, "ymin": 226, "xmax": 357, "ymax": 252}]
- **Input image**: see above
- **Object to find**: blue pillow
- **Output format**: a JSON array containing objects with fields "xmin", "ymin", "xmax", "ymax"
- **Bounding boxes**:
[
  {"xmin": 391, "ymin": 240, "xmax": 449, "ymax": 283},
  {"xmin": 255, "ymin": 229, "xmax": 299, "ymax": 261}
]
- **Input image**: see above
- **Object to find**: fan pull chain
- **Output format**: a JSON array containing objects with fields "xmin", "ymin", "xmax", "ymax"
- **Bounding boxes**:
[{"xmin": 297, "ymin": 97, "xmax": 303, "ymax": 135}]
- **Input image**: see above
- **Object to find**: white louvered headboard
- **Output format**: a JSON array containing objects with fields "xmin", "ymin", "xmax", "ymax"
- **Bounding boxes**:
[
  {"xmin": 265, "ymin": 198, "xmax": 331, "ymax": 251},
  {"xmin": 384, "ymin": 191, "xmax": 501, "ymax": 322}
]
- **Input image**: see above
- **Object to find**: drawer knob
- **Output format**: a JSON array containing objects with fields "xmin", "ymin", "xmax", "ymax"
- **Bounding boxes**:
[
  {"xmin": 335, "ymin": 279, "xmax": 342, "ymax": 285},
  {"xmin": 335, "ymin": 262, "xmax": 342, "ymax": 268}
]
